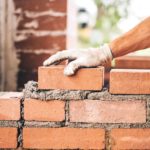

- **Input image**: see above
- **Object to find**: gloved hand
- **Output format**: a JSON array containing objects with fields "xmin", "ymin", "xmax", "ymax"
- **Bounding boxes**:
[{"xmin": 43, "ymin": 44, "xmax": 113, "ymax": 76}]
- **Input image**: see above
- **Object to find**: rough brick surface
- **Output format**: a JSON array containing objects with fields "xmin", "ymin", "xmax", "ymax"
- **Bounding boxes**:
[
  {"xmin": 111, "ymin": 128, "xmax": 150, "ymax": 149},
  {"xmin": 15, "ymin": 35, "xmax": 66, "ymax": 50},
  {"xmin": 24, "ymin": 99, "xmax": 65, "ymax": 121},
  {"xmin": 0, "ymin": 127, "xmax": 18, "ymax": 148},
  {"xmin": 110, "ymin": 69, "xmax": 150, "ymax": 94},
  {"xmin": 14, "ymin": 0, "xmax": 67, "ymax": 12},
  {"xmin": 70, "ymin": 100, "xmax": 146, "ymax": 123},
  {"xmin": 115, "ymin": 56, "xmax": 150, "ymax": 69},
  {"xmin": 0, "ymin": 92, "xmax": 21, "ymax": 120},
  {"xmin": 38, "ymin": 66, "xmax": 104, "ymax": 90},
  {"xmin": 17, "ymin": 16, "xmax": 66, "ymax": 31},
  {"xmin": 23, "ymin": 127, "xmax": 105, "ymax": 149}
]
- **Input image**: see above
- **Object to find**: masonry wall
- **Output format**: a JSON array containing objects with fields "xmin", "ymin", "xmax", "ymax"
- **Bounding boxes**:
[{"xmin": 1, "ymin": 65, "xmax": 150, "ymax": 149}]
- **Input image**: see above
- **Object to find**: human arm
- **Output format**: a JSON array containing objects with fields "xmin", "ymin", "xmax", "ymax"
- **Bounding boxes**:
[{"xmin": 110, "ymin": 17, "xmax": 150, "ymax": 57}]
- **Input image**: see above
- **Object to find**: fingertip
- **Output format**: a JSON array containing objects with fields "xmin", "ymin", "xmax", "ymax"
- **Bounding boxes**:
[
  {"xmin": 64, "ymin": 67, "xmax": 74, "ymax": 76},
  {"xmin": 43, "ymin": 60, "xmax": 49, "ymax": 66}
]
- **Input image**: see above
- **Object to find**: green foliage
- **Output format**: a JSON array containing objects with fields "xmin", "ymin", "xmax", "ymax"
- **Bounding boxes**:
[
  {"xmin": 95, "ymin": 0, "xmax": 129, "ymax": 29},
  {"xmin": 79, "ymin": 0, "xmax": 130, "ymax": 47}
]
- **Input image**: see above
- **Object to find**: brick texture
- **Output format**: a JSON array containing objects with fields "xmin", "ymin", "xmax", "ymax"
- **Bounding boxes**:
[
  {"xmin": 24, "ymin": 99, "xmax": 65, "ymax": 121},
  {"xmin": 15, "ymin": 35, "xmax": 66, "ymax": 50},
  {"xmin": 0, "ymin": 128, "xmax": 18, "ymax": 148},
  {"xmin": 111, "ymin": 128, "xmax": 150, "ymax": 149},
  {"xmin": 0, "ymin": 92, "xmax": 21, "ymax": 120},
  {"xmin": 115, "ymin": 56, "xmax": 150, "ymax": 69},
  {"xmin": 23, "ymin": 127, "xmax": 105, "ymax": 149},
  {"xmin": 38, "ymin": 66, "xmax": 104, "ymax": 90},
  {"xmin": 70, "ymin": 100, "xmax": 146, "ymax": 123},
  {"xmin": 17, "ymin": 16, "xmax": 67, "ymax": 31},
  {"xmin": 110, "ymin": 69, "xmax": 150, "ymax": 94},
  {"xmin": 14, "ymin": 0, "xmax": 67, "ymax": 12}
]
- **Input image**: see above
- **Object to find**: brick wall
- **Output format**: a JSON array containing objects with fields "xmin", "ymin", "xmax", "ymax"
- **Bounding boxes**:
[
  {"xmin": 13, "ymin": 0, "xmax": 76, "ymax": 90},
  {"xmin": 1, "ymin": 65, "xmax": 150, "ymax": 149}
]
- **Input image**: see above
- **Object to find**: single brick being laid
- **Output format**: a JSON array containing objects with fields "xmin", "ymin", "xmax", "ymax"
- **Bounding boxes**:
[
  {"xmin": 23, "ymin": 127, "xmax": 105, "ymax": 149},
  {"xmin": 70, "ymin": 100, "xmax": 146, "ymax": 123},
  {"xmin": 24, "ymin": 99, "xmax": 65, "ymax": 121},
  {"xmin": 115, "ymin": 56, "xmax": 150, "ymax": 69},
  {"xmin": 110, "ymin": 69, "xmax": 150, "ymax": 94},
  {"xmin": 38, "ymin": 66, "xmax": 104, "ymax": 90},
  {"xmin": 0, "ymin": 127, "xmax": 18, "ymax": 148},
  {"xmin": 111, "ymin": 128, "xmax": 150, "ymax": 149},
  {"xmin": 0, "ymin": 92, "xmax": 22, "ymax": 120}
]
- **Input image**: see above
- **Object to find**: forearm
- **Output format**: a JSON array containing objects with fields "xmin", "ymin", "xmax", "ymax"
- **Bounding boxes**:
[{"xmin": 109, "ymin": 17, "xmax": 150, "ymax": 58}]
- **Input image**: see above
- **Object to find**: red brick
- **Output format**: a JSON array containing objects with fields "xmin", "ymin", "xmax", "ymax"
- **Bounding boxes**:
[
  {"xmin": 110, "ymin": 69, "xmax": 150, "ymax": 94},
  {"xmin": 23, "ymin": 127, "xmax": 105, "ymax": 149},
  {"xmin": 14, "ymin": 0, "xmax": 67, "ymax": 12},
  {"xmin": 70, "ymin": 100, "xmax": 146, "ymax": 123},
  {"xmin": 17, "ymin": 15, "xmax": 66, "ymax": 31},
  {"xmin": 0, "ymin": 92, "xmax": 21, "ymax": 120},
  {"xmin": 0, "ymin": 127, "xmax": 18, "ymax": 148},
  {"xmin": 115, "ymin": 56, "xmax": 150, "ymax": 69},
  {"xmin": 111, "ymin": 128, "xmax": 150, "ymax": 149},
  {"xmin": 38, "ymin": 66, "xmax": 104, "ymax": 90},
  {"xmin": 15, "ymin": 35, "xmax": 66, "ymax": 50},
  {"xmin": 24, "ymin": 99, "xmax": 65, "ymax": 121}
]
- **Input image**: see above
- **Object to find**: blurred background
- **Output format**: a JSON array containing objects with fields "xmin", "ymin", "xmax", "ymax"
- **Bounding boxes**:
[{"xmin": 0, "ymin": 0, "xmax": 150, "ymax": 91}]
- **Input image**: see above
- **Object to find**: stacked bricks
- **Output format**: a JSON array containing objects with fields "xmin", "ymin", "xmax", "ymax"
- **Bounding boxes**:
[
  {"xmin": 111, "ymin": 55, "xmax": 150, "ymax": 94},
  {"xmin": 110, "ymin": 69, "xmax": 150, "ymax": 94},
  {"xmin": 13, "ymin": 0, "xmax": 73, "ymax": 89},
  {"xmin": 1, "ymin": 63, "xmax": 150, "ymax": 148},
  {"xmin": 21, "ymin": 65, "xmax": 150, "ymax": 149},
  {"xmin": 0, "ymin": 92, "xmax": 22, "ymax": 148}
]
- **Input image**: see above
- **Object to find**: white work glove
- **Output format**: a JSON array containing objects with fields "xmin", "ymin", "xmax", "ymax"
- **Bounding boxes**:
[{"xmin": 43, "ymin": 44, "xmax": 113, "ymax": 76}]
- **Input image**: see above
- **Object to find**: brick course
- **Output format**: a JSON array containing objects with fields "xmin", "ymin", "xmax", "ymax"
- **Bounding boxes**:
[
  {"xmin": 111, "ymin": 128, "xmax": 150, "ymax": 149},
  {"xmin": 24, "ymin": 99, "xmax": 65, "ymax": 121},
  {"xmin": 38, "ymin": 66, "xmax": 104, "ymax": 90},
  {"xmin": 110, "ymin": 69, "xmax": 150, "ymax": 94},
  {"xmin": 70, "ymin": 100, "xmax": 146, "ymax": 123},
  {"xmin": 23, "ymin": 127, "xmax": 105, "ymax": 149}
]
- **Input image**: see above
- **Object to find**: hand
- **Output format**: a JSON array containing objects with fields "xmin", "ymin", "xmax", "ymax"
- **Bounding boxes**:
[{"xmin": 43, "ymin": 44, "xmax": 113, "ymax": 76}]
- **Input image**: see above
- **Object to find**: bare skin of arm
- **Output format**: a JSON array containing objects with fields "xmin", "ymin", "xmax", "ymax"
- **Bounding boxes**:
[{"xmin": 110, "ymin": 17, "xmax": 150, "ymax": 57}]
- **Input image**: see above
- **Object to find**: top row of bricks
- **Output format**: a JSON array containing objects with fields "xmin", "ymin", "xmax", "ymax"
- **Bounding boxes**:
[{"xmin": 38, "ymin": 65, "xmax": 150, "ymax": 94}]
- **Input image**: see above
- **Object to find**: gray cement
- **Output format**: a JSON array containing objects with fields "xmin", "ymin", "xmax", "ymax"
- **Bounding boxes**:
[
  {"xmin": 0, "ymin": 121, "xmax": 18, "ymax": 127},
  {"xmin": 23, "ymin": 121, "xmax": 150, "ymax": 130},
  {"xmin": 23, "ymin": 81, "xmax": 150, "ymax": 101}
]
